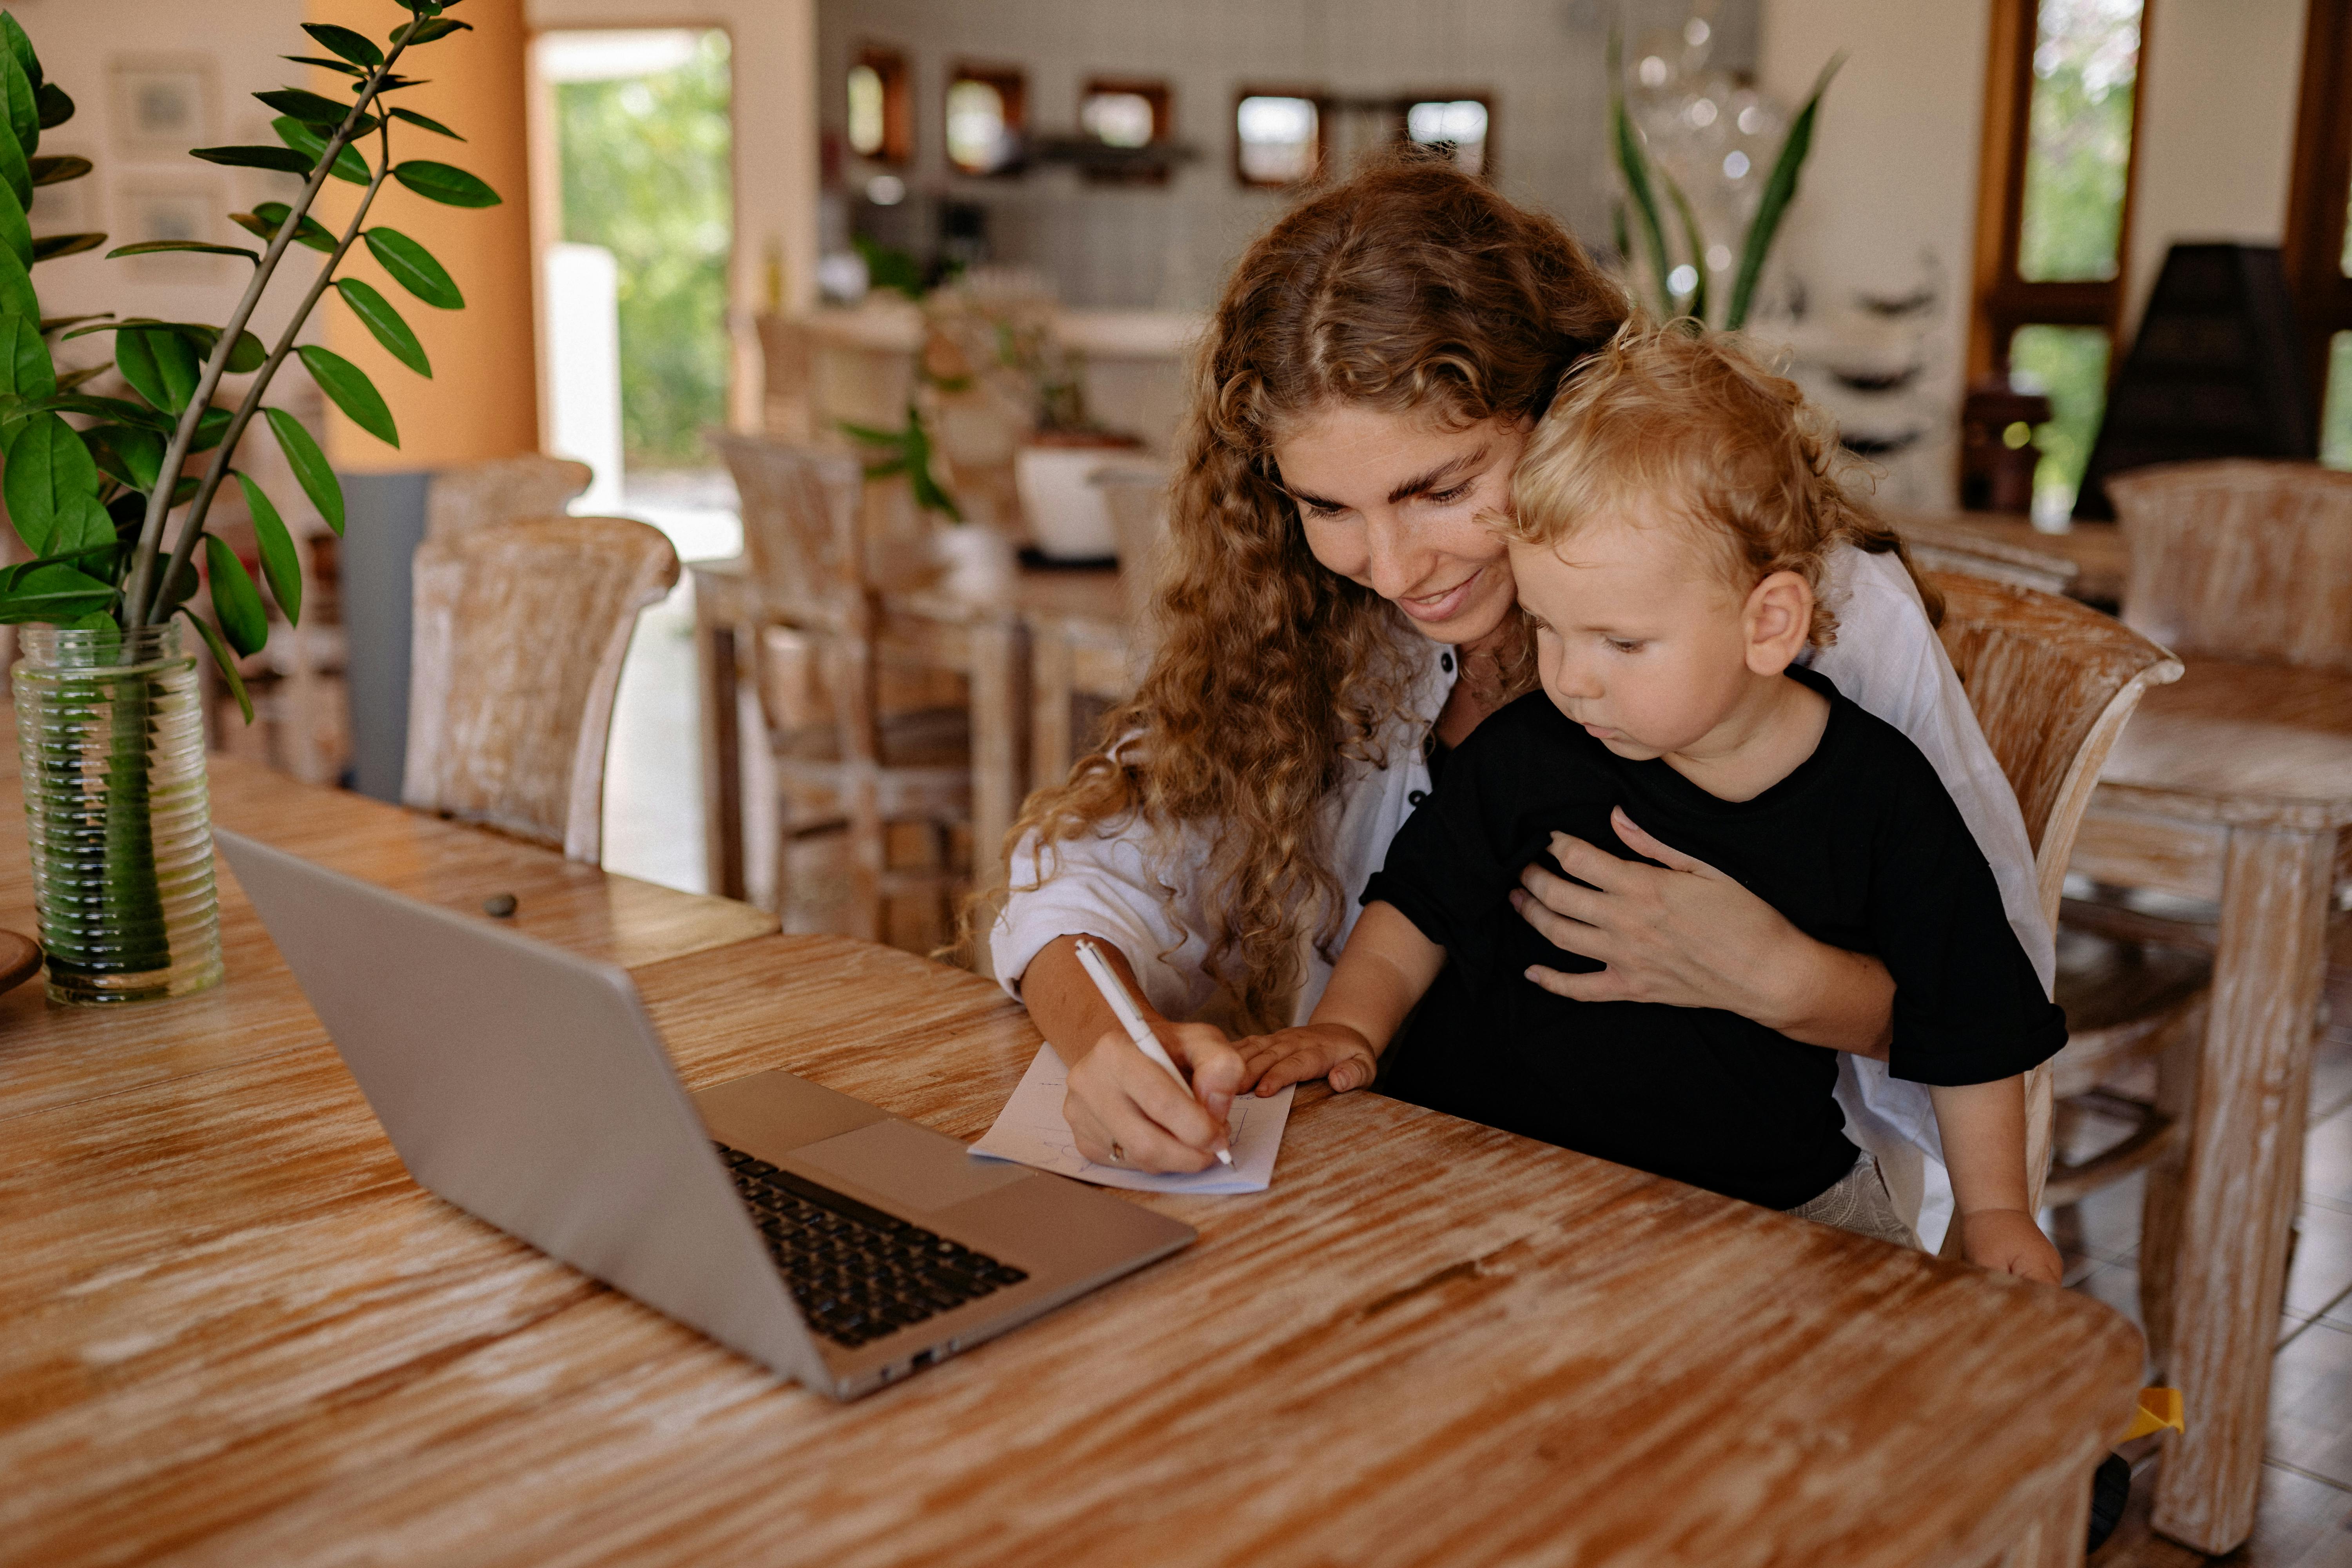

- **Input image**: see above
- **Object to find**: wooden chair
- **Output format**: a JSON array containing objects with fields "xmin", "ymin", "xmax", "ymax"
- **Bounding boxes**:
[
  {"xmin": 2113, "ymin": 459, "xmax": 2352, "ymax": 671},
  {"xmin": 1029, "ymin": 466, "xmax": 1167, "ymax": 790},
  {"xmin": 712, "ymin": 432, "xmax": 972, "ymax": 947},
  {"xmin": 1924, "ymin": 572, "xmax": 2184, "ymax": 1227},
  {"xmin": 424, "ymin": 454, "xmax": 593, "ymax": 540},
  {"xmin": 403, "ymin": 515, "xmax": 679, "ymax": 864}
]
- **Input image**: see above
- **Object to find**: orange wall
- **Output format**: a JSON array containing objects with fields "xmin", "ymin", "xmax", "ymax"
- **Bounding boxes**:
[{"xmin": 305, "ymin": 0, "xmax": 536, "ymax": 469}]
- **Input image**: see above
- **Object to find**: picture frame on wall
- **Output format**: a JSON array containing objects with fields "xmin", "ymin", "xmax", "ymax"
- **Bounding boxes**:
[
  {"xmin": 113, "ymin": 178, "xmax": 230, "ymax": 281},
  {"xmin": 108, "ymin": 54, "xmax": 217, "ymax": 160}
]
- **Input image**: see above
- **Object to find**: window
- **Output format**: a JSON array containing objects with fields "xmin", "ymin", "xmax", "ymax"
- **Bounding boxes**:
[
  {"xmin": 1236, "ymin": 91, "xmax": 1323, "ymax": 188},
  {"xmin": 846, "ymin": 45, "xmax": 910, "ymax": 165},
  {"xmin": 946, "ymin": 65, "xmax": 1025, "ymax": 176},
  {"xmin": 1969, "ymin": 0, "xmax": 2149, "ymax": 521},
  {"xmin": 2285, "ymin": 0, "xmax": 2352, "ymax": 466},
  {"xmin": 1405, "ymin": 96, "xmax": 1491, "ymax": 178},
  {"xmin": 1080, "ymin": 77, "xmax": 1173, "ymax": 185}
]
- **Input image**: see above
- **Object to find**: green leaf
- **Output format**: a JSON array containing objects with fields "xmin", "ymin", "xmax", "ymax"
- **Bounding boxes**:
[
  {"xmin": 387, "ymin": 106, "xmax": 463, "ymax": 140},
  {"xmin": 284, "ymin": 55, "xmax": 366, "ymax": 79},
  {"xmin": 0, "ymin": 15, "xmax": 41, "ymax": 92},
  {"xmin": 187, "ymin": 405, "xmax": 232, "ymax": 454},
  {"xmin": 104, "ymin": 239, "xmax": 259, "ymax": 265},
  {"xmin": 392, "ymin": 16, "xmax": 472, "ymax": 45},
  {"xmin": 0, "ymin": 112, "xmax": 26, "ymax": 215},
  {"xmin": 53, "ymin": 362, "xmax": 105, "ymax": 392},
  {"xmin": 0, "ymin": 243, "xmax": 35, "ymax": 324},
  {"xmin": 0, "ymin": 309, "xmax": 54, "ymax": 405},
  {"xmin": 27, "ymin": 152, "xmax": 82, "ymax": 185},
  {"xmin": 38, "ymin": 394, "xmax": 164, "ymax": 429},
  {"xmin": 116, "ymin": 326, "xmax": 200, "ymax": 414},
  {"xmin": 0, "ymin": 181, "xmax": 25, "ymax": 270},
  {"xmin": 33, "ymin": 83, "xmax": 70, "ymax": 132},
  {"xmin": 297, "ymin": 343, "xmax": 397, "ymax": 447},
  {"xmin": 0, "ymin": 562, "xmax": 117, "ymax": 625},
  {"xmin": 302, "ymin": 21, "xmax": 383, "ymax": 70},
  {"xmin": 265, "ymin": 406, "xmax": 342, "ymax": 534},
  {"xmin": 82, "ymin": 422, "xmax": 162, "ymax": 492},
  {"xmin": 192, "ymin": 144, "xmax": 314, "ymax": 176},
  {"xmin": 334, "ymin": 277, "xmax": 429, "ymax": 377},
  {"xmin": 153, "ymin": 552, "xmax": 198, "ymax": 612},
  {"xmin": 0, "ymin": 46, "xmax": 36, "ymax": 163},
  {"xmin": 4, "ymin": 410, "xmax": 100, "ymax": 553},
  {"xmin": 1662, "ymin": 172, "xmax": 1710, "ymax": 325},
  {"xmin": 232, "ymin": 202, "xmax": 335, "ymax": 254},
  {"xmin": 220, "ymin": 328, "xmax": 266, "ymax": 374},
  {"xmin": 204, "ymin": 534, "xmax": 267, "ymax": 656},
  {"xmin": 392, "ymin": 160, "xmax": 499, "ymax": 208},
  {"xmin": 1726, "ymin": 53, "xmax": 1844, "ymax": 332},
  {"xmin": 273, "ymin": 117, "xmax": 370, "ymax": 186},
  {"xmin": 256, "ymin": 87, "xmax": 364, "ymax": 129},
  {"xmin": 30, "ymin": 231, "xmax": 102, "ymax": 263},
  {"xmin": 362, "ymin": 227, "xmax": 461, "ymax": 308},
  {"xmin": 49, "ymin": 313, "xmax": 116, "ymax": 337},
  {"xmin": 178, "ymin": 606, "xmax": 253, "ymax": 722},
  {"xmin": 235, "ymin": 472, "xmax": 301, "ymax": 624}
]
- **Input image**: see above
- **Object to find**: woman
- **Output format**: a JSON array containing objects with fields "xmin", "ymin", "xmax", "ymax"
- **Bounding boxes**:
[{"xmin": 991, "ymin": 157, "xmax": 2048, "ymax": 1247}]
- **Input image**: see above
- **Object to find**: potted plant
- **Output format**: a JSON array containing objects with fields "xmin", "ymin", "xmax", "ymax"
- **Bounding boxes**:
[{"xmin": 0, "ymin": 2, "xmax": 494, "ymax": 1002}]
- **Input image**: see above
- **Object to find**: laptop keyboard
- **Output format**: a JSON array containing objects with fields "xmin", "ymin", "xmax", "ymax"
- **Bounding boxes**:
[{"xmin": 714, "ymin": 1143, "xmax": 1029, "ymax": 1350}]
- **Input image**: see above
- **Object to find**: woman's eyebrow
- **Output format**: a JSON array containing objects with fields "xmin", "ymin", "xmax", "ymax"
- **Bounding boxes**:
[{"xmin": 1387, "ymin": 446, "xmax": 1488, "ymax": 504}]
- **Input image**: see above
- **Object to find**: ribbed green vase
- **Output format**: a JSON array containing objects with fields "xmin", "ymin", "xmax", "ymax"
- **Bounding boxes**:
[{"xmin": 13, "ymin": 623, "xmax": 223, "ymax": 1004}]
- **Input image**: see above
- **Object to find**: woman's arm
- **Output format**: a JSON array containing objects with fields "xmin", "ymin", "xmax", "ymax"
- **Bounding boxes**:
[
  {"xmin": 1236, "ymin": 903, "xmax": 1445, "ymax": 1094},
  {"xmin": 1513, "ymin": 809, "xmax": 1897, "ymax": 1056}
]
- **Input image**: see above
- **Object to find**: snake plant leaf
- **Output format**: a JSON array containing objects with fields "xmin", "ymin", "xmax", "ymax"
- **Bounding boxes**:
[
  {"xmin": 1, "ymin": 45, "xmax": 35, "ymax": 161},
  {"xmin": 231, "ymin": 204, "xmax": 335, "ymax": 255},
  {"xmin": 5, "ymin": 411, "xmax": 104, "ymax": 553},
  {"xmin": 0, "ymin": 310, "xmax": 54, "ymax": 405},
  {"xmin": 105, "ymin": 239, "xmax": 259, "ymax": 266},
  {"xmin": 0, "ymin": 15, "xmax": 39, "ymax": 91},
  {"xmin": 178, "ymin": 606, "xmax": 254, "ymax": 722},
  {"xmin": 302, "ymin": 22, "xmax": 383, "ymax": 69},
  {"xmin": 256, "ymin": 87, "xmax": 366, "ymax": 130},
  {"xmin": 204, "ymin": 534, "xmax": 268, "ymax": 656},
  {"xmin": 116, "ymin": 325, "xmax": 199, "ymax": 414},
  {"xmin": 1662, "ymin": 172, "xmax": 1710, "ymax": 326},
  {"xmin": 334, "ymin": 278, "xmax": 429, "ymax": 376},
  {"xmin": 387, "ymin": 107, "xmax": 462, "ymax": 140},
  {"xmin": 273, "ymin": 116, "xmax": 370, "ymax": 186},
  {"xmin": 234, "ymin": 472, "xmax": 301, "ymax": 624},
  {"xmin": 82, "ymin": 421, "xmax": 162, "ymax": 493},
  {"xmin": 33, "ymin": 83, "xmax": 69, "ymax": 131},
  {"xmin": 284, "ymin": 55, "xmax": 366, "ymax": 79},
  {"xmin": 391, "ymin": 160, "xmax": 499, "ymax": 208},
  {"xmin": 28, "ymin": 153, "xmax": 87, "ymax": 185},
  {"xmin": 192, "ymin": 144, "xmax": 314, "ymax": 176},
  {"xmin": 296, "ymin": 343, "xmax": 397, "ymax": 447},
  {"xmin": 0, "ymin": 562, "xmax": 117, "ymax": 624},
  {"xmin": 363, "ymin": 227, "xmax": 462, "ymax": 307},
  {"xmin": 30, "ymin": 231, "xmax": 101, "ymax": 263},
  {"xmin": 392, "ymin": 16, "xmax": 472, "ymax": 46},
  {"xmin": 265, "ymin": 406, "xmax": 343, "ymax": 534},
  {"xmin": 1726, "ymin": 52, "xmax": 1845, "ymax": 332}
]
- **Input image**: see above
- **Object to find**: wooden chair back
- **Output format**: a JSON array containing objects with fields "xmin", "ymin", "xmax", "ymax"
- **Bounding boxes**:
[
  {"xmin": 425, "ymin": 454, "xmax": 593, "ymax": 540},
  {"xmin": 405, "ymin": 515, "xmax": 679, "ymax": 864},
  {"xmin": 1925, "ymin": 571, "xmax": 2183, "ymax": 1214},
  {"xmin": 1095, "ymin": 465, "xmax": 1170, "ymax": 632},
  {"xmin": 712, "ymin": 432, "xmax": 869, "ymax": 624},
  {"xmin": 2110, "ymin": 459, "xmax": 2352, "ymax": 670}
]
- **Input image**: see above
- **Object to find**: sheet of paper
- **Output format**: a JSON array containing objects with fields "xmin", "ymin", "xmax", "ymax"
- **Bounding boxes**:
[{"xmin": 969, "ymin": 1042, "xmax": 1292, "ymax": 1194}]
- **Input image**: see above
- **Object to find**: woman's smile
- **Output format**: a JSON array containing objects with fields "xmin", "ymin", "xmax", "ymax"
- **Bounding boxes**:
[{"xmin": 1396, "ymin": 568, "xmax": 1486, "ymax": 623}]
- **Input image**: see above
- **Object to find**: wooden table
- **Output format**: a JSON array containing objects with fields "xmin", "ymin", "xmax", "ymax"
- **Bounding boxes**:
[
  {"xmin": 689, "ymin": 555, "xmax": 1124, "ymax": 905},
  {"xmin": 1892, "ymin": 511, "xmax": 2129, "ymax": 605},
  {"xmin": 1, "ymin": 767, "xmax": 2143, "ymax": 1565},
  {"xmin": 2066, "ymin": 659, "xmax": 2352, "ymax": 1553}
]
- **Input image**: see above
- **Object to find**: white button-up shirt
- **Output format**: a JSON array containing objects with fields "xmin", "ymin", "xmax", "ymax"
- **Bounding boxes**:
[{"xmin": 994, "ymin": 546, "xmax": 2054, "ymax": 1250}]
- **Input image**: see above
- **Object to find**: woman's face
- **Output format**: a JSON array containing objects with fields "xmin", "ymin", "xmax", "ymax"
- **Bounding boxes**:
[{"xmin": 1270, "ymin": 404, "xmax": 1527, "ymax": 647}]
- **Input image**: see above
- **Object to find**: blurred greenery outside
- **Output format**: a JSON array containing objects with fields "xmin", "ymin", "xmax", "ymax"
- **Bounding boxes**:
[
  {"xmin": 2325, "ymin": 334, "xmax": 2352, "ymax": 471},
  {"xmin": 2013, "ymin": 0, "xmax": 2140, "ymax": 514},
  {"xmin": 556, "ymin": 31, "xmax": 734, "ymax": 470}
]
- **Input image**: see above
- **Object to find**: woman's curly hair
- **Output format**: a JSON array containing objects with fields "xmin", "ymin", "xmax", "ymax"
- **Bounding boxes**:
[{"xmin": 1004, "ymin": 155, "xmax": 1628, "ymax": 1027}]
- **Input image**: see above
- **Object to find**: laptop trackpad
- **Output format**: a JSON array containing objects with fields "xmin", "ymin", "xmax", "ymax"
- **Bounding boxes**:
[{"xmin": 792, "ymin": 1120, "xmax": 1029, "ymax": 1214}]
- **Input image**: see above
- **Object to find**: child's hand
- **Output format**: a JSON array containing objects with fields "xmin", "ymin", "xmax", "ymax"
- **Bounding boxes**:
[
  {"xmin": 1235, "ymin": 1024, "xmax": 1379, "ymax": 1096},
  {"xmin": 1959, "ymin": 1208, "xmax": 2063, "ymax": 1285}
]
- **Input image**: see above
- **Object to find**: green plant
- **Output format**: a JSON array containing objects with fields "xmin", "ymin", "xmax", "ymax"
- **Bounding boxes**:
[
  {"xmin": 0, "ymin": 0, "xmax": 499, "ymax": 719},
  {"xmin": 841, "ymin": 405, "xmax": 962, "ymax": 522},
  {"xmin": 1610, "ymin": 34, "xmax": 1842, "ymax": 331}
]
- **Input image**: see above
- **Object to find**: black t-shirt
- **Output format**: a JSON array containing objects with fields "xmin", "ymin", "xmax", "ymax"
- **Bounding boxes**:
[{"xmin": 1365, "ymin": 666, "xmax": 2067, "ymax": 1210}]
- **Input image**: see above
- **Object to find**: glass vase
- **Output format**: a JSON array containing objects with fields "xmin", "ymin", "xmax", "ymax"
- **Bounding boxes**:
[{"xmin": 13, "ymin": 622, "xmax": 224, "ymax": 1004}]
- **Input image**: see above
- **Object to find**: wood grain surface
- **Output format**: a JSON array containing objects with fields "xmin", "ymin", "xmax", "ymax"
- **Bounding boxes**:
[{"xmin": 0, "ymin": 764, "xmax": 2146, "ymax": 1567}]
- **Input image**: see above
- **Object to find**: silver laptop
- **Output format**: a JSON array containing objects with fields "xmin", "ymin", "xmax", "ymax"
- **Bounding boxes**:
[{"xmin": 217, "ymin": 830, "xmax": 1194, "ymax": 1401}]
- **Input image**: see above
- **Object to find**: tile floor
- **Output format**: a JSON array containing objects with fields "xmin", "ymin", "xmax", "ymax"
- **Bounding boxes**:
[{"xmin": 594, "ymin": 472, "xmax": 2352, "ymax": 1564}]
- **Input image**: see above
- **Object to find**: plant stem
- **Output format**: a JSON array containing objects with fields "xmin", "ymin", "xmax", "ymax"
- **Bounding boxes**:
[
  {"xmin": 126, "ymin": 34, "xmax": 414, "ymax": 626},
  {"xmin": 143, "ymin": 124, "xmax": 396, "ymax": 626}
]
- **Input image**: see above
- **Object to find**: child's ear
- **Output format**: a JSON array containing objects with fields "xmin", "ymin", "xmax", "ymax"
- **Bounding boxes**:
[{"xmin": 1742, "ymin": 570, "xmax": 1813, "ymax": 676}]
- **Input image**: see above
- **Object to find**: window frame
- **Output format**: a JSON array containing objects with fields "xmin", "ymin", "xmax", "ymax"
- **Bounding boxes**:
[
  {"xmin": 2282, "ymin": 0, "xmax": 2352, "ymax": 409},
  {"xmin": 1399, "ymin": 91, "xmax": 1495, "ymax": 180},
  {"xmin": 946, "ymin": 62, "xmax": 1027, "ymax": 178},
  {"xmin": 1232, "ymin": 85, "xmax": 1327, "ymax": 190},
  {"xmin": 848, "ymin": 44, "xmax": 913, "ymax": 167},
  {"xmin": 1080, "ymin": 76, "xmax": 1174, "ymax": 186},
  {"xmin": 1966, "ymin": 0, "xmax": 2156, "ymax": 383}
]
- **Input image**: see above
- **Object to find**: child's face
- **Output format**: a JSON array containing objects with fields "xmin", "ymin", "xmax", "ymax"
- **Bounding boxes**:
[{"xmin": 1511, "ymin": 510, "xmax": 1789, "ymax": 763}]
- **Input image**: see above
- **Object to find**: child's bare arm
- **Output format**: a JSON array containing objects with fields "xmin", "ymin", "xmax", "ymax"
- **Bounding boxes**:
[
  {"xmin": 1237, "ymin": 902, "xmax": 1445, "ymax": 1096},
  {"xmin": 1929, "ymin": 1075, "xmax": 2062, "ymax": 1284}
]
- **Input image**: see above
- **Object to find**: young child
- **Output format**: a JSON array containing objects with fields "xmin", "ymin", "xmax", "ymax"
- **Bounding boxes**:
[{"xmin": 1244, "ymin": 323, "xmax": 2067, "ymax": 1281}]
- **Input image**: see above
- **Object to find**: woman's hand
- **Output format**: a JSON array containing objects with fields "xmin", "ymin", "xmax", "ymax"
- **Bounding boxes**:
[
  {"xmin": 1063, "ymin": 1020, "xmax": 1243, "ymax": 1173},
  {"xmin": 1235, "ymin": 1023, "xmax": 1380, "ymax": 1097},
  {"xmin": 1511, "ymin": 806, "xmax": 1895, "ymax": 1056},
  {"xmin": 1958, "ymin": 1208, "xmax": 2064, "ymax": 1285}
]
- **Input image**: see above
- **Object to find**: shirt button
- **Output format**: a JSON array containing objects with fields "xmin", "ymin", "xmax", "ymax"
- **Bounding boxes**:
[
  {"xmin": 1408, "ymin": 789, "xmax": 1428, "ymax": 806},
  {"xmin": 1439, "ymin": 653, "xmax": 1454, "ymax": 673}
]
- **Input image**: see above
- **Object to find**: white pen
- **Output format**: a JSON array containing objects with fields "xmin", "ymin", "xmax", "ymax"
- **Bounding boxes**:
[{"xmin": 1072, "ymin": 937, "xmax": 1234, "ymax": 1167}]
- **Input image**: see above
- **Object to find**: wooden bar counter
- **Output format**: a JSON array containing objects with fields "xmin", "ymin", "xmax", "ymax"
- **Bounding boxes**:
[{"xmin": 0, "ymin": 763, "xmax": 2144, "ymax": 1566}]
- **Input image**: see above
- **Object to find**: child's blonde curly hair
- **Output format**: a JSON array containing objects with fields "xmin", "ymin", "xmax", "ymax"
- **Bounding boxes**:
[{"xmin": 1501, "ymin": 320, "xmax": 1938, "ymax": 646}]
